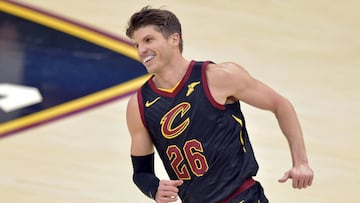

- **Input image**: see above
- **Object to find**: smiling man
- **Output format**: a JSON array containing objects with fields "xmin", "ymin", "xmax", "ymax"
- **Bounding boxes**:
[{"xmin": 125, "ymin": 6, "xmax": 313, "ymax": 203}]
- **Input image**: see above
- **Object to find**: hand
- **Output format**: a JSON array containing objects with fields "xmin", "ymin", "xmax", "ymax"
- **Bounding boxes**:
[
  {"xmin": 155, "ymin": 179, "xmax": 183, "ymax": 203},
  {"xmin": 278, "ymin": 163, "xmax": 314, "ymax": 189}
]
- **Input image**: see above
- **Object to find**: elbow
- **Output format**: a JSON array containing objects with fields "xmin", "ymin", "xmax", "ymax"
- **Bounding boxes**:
[{"xmin": 272, "ymin": 97, "xmax": 293, "ymax": 115}]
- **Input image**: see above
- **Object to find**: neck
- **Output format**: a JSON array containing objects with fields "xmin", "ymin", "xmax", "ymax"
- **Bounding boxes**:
[{"xmin": 153, "ymin": 56, "xmax": 190, "ymax": 89}]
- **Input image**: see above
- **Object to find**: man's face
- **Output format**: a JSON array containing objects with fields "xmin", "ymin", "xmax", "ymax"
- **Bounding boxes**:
[{"xmin": 132, "ymin": 25, "xmax": 178, "ymax": 73}]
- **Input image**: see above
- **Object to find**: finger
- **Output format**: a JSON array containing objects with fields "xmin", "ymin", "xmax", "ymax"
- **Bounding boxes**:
[
  {"xmin": 292, "ymin": 177, "xmax": 299, "ymax": 189},
  {"xmin": 174, "ymin": 180, "xmax": 184, "ymax": 186},
  {"xmin": 157, "ymin": 180, "xmax": 183, "ymax": 202},
  {"xmin": 294, "ymin": 174, "xmax": 306, "ymax": 189},
  {"xmin": 161, "ymin": 190, "xmax": 178, "ymax": 197},
  {"xmin": 304, "ymin": 175, "xmax": 313, "ymax": 188},
  {"xmin": 298, "ymin": 178, "xmax": 305, "ymax": 189},
  {"xmin": 158, "ymin": 196, "xmax": 178, "ymax": 203},
  {"xmin": 278, "ymin": 171, "xmax": 290, "ymax": 183},
  {"xmin": 158, "ymin": 193, "xmax": 179, "ymax": 202},
  {"xmin": 163, "ymin": 180, "xmax": 183, "ymax": 187},
  {"xmin": 308, "ymin": 175, "xmax": 313, "ymax": 186},
  {"xmin": 160, "ymin": 181, "xmax": 179, "ymax": 188},
  {"xmin": 157, "ymin": 191, "xmax": 178, "ymax": 201},
  {"xmin": 159, "ymin": 185, "xmax": 179, "ymax": 194},
  {"xmin": 301, "ymin": 172, "xmax": 314, "ymax": 188},
  {"xmin": 169, "ymin": 195, "xmax": 179, "ymax": 202}
]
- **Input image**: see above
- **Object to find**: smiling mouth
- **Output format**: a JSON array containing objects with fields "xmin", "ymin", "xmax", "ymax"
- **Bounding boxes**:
[{"xmin": 143, "ymin": 55, "xmax": 155, "ymax": 63}]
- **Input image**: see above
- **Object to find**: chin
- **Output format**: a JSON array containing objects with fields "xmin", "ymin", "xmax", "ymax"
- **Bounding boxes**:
[
  {"xmin": 144, "ymin": 64, "xmax": 156, "ymax": 74},
  {"xmin": 143, "ymin": 60, "xmax": 160, "ymax": 73}
]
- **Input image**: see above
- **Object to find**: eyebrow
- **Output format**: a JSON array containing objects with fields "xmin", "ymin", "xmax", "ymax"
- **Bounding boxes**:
[{"xmin": 133, "ymin": 33, "xmax": 155, "ymax": 47}]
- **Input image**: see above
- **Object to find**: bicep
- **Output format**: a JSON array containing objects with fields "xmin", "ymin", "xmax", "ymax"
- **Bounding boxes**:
[
  {"xmin": 126, "ymin": 93, "xmax": 154, "ymax": 156},
  {"xmin": 237, "ymin": 78, "xmax": 285, "ymax": 112},
  {"xmin": 210, "ymin": 62, "xmax": 284, "ymax": 112}
]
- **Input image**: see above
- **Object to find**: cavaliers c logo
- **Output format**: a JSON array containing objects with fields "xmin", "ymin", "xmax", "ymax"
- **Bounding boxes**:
[{"xmin": 160, "ymin": 102, "xmax": 191, "ymax": 139}]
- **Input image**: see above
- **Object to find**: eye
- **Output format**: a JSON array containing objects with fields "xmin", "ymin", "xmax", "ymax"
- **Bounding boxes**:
[{"xmin": 145, "ymin": 37, "xmax": 153, "ymax": 43}]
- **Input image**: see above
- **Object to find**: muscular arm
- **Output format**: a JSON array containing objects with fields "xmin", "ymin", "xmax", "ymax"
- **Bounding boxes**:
[
  {"xmin": 126, "ymin": 93, "xmax": 154, "ymax": 156},
  {"xmin": 207, "ymin": 62, "xmax": 313, "ymax": 188},
  {"xmin": 126, "ymin": 93, "xmax": 183, "ymax": 201}
]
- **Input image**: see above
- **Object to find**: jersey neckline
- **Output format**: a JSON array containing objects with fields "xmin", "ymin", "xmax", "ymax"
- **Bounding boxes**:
[{"xmin": 148, "ymin": 60, "xmax": 196, "ymax": 97}]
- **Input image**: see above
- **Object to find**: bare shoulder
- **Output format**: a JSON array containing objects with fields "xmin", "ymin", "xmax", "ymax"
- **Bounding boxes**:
[
  {"xmin": 206, "ymin": 61, "xmax": 251, "ymax": 84},
  {"xmin": 126, "ymin": 92, "xmax": 138, "ymax": 110},
  {"xmin": 214, "ymin": 61, "xmax": 242, "ymax": 68},
  {"xmin": 126, "ymin": 92, "xmax": 140, "ymax": 121},
  {"xmin": 205, "ymin": 62, "xmax": 253, "ymax": 103},
  {"xmin": 126, "ymin": 92, "xmax": 146, "ymax": 136},
  {"xmin": 207, "ymin": 61, "xmax": 237, "ymax": 69},
  {"xmin": 207, "ymin": 62, "xmax": 249, "ymax": 76}
]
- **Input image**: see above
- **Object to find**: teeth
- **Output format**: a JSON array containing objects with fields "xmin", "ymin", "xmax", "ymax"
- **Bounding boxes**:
[{"xmin": 143, "ymin": 55, "xmax": 155, "ymax": 63}]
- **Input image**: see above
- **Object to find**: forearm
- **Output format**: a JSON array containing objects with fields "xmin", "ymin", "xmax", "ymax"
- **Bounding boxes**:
[
  {"xmin": 274, "ymin": 98, "xmax": 309, "ymax": 166},
  {"xmin": 131, "ymin": 153, "xmax": 160, "ymax": 199}
]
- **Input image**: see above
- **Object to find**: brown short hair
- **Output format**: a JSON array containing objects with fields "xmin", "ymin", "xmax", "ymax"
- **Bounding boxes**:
[{"xmin": 126, "ymin": 6, "xmax": 183, "ymax": 53}]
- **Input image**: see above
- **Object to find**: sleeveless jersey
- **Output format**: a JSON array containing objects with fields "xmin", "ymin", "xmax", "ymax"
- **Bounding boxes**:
[{"xmin": 137, "ymin": 61, "xmax": 259, "ymax": 203}]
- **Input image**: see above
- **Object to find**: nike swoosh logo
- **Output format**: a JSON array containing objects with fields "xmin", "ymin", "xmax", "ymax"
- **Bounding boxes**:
[{"xmin": 145, "ymin": 97, "xmax": 161, "ymax": 107}]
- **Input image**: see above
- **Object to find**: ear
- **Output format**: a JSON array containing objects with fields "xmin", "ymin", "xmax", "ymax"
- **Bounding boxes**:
[{"xmin": 170, "ymin": 33, "xmax": 180, "ymax": 47}]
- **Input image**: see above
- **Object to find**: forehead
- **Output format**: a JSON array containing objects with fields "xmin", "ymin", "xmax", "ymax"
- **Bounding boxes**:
[{"xmin": 132, "ymin": 25, "xmax": 162, "ymax": 41}]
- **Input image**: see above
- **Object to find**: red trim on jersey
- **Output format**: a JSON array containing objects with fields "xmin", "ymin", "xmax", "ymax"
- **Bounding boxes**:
[
  {"xmin": 148, "ymin": 60, "xmax": 196, "ymax": 97},
  {"xmin": 136, "ymin": 89, "xmax": 148, "ymax": 129},
  {"xmin": 218, "ymin": 178, "xmax": 256, "ymax": 203},
  {"xmin": 201, "ymin": 62, "xmax": 226, "ymax": 110}
]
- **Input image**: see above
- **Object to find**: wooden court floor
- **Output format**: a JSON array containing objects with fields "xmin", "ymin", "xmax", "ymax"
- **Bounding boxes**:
[{"xmin": 1, "ymin": 0, "xmax": 359, "ymax": 202}]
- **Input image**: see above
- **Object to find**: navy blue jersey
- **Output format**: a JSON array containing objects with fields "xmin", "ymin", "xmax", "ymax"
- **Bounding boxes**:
[{"xmin": 137, "ymin": 61, "xmax": 259, "ymax": 203}]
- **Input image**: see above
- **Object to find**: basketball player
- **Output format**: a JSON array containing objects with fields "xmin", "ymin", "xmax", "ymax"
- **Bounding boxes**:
[{"xmin": 125, "ymin": 6, "xmax": 313, "ymax": 203}]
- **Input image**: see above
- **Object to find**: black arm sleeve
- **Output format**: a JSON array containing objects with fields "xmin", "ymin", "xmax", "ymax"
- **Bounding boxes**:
[{"xmin": 131, "ymin": 153, "xmax": 160, "ymax": 200}]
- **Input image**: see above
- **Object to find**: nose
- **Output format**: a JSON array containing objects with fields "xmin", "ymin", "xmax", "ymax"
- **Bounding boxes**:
[{"xmin": 137, "ymin": 43, "xmax": 147, "ymax": 55}]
